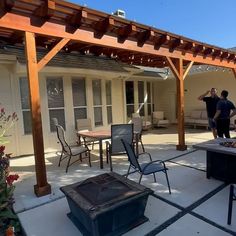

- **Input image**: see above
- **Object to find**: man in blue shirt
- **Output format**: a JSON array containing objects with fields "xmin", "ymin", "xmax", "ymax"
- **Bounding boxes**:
[{"xmin": 213, "ymin": 90, "xmax": 236, "ymax": 138}]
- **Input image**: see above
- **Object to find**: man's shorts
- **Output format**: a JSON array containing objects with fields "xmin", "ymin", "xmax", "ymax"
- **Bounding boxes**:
[{"xmin": 208, "ymin": 118, "xmax": 216, "ymax": 129}]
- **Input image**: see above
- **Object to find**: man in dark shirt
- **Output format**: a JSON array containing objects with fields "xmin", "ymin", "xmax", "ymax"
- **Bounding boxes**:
[
  {"xmin": 198, "ymin": 88, "xmax": 220, "ymax": 138},
  {"xmin": 213, "ymin": 90, "xmax": 236, "ymax": 138}
]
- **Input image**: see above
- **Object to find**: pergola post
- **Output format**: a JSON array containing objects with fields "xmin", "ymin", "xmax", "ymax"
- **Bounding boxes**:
[
  {"xmin": 232, "ymin": 68, "xmax": 236, "ymax": 79},
  {"xmin": 175, "ymin": 59, "xmax": 186, "ymax": 150},
  {"xmin": 25, "ymin": 31, "xmax": 51, "ymax": 197},
  {"xmin": 166, "ymin": 57, "xmax": 193, "ymax": 150}
]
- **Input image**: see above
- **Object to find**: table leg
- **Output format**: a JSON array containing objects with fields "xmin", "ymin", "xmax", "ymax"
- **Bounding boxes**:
[
  {"xmin": 135, "ymin": 133, "xmax": 139, "ymax": 155},
  {"xmin": 77, "ymin": 134, "xmax": 81, "ymax": 145},
  {"xmin": 99, "ymin": 139, "xmax": 103, "ymax": 169},
  {"xmin": 206, "ymin": 151, "xmax": 211, "ymax": 179}
]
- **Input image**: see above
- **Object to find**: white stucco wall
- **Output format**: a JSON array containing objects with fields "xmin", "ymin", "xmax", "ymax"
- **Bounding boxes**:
[
  {"xmin": 153, "ymin": 70, "xmax": 236, "ymax": 123},
  {"xmin": 0, "ymin": 64, "xmax": 18, "ymax": 154}
]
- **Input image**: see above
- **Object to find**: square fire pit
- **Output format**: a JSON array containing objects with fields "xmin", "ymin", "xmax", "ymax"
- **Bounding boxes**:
[{"xmin": 60, "ymin": 172, "xmax": 153, "ymax": 236}]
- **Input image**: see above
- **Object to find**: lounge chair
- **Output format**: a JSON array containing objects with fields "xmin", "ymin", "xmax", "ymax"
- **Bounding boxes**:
[{"xmin": 152, "ymin": 111, "xmax": 169, "ymax": 128}]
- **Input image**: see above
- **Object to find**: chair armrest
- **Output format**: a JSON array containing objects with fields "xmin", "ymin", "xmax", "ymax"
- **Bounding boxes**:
[
  {"xmin": 138, "ymin": 152, "xmax": 152, "ymax": 161},
  {"xmin": 142, "ymin": 160, "xmax": 167, "ymax": 172}
]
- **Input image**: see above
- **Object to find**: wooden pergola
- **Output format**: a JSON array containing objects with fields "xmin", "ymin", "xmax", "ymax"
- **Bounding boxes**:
[{"xmin": 1, "ymin": 0, "xmax": 236, "ymax": 197}]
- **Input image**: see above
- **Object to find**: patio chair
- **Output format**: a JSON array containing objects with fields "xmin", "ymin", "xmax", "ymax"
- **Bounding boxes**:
[
  {"xmin": 76, "ymin": 118, "xmax": 96, "ymax": 149},
  {"xmin": 52, "ymin": 117, "xmax": 59, "ymax": 126},
  {"xmin": 56, "ymin": 125, "xmax": 91, "ymax": 172},
  {"xmin": 106, "ymin": 124, "xmax": 133, "ymax": 171},
  {"xmin": 122, "ymin": 139, "xmax": 171, "ymax": 194},
  {"xmin": 152, "ymin": 111, "xmax": 169, "ymax": 128},
  {"xmin": 227, "ymin": 184, "xmax": 236, "ymax": 225},
  {"xmin": 132, "ymin": 113, "xmax": 152, "ymax": 131},
  {"xmin": 131, "ymin": 117, "xmax": 145, "ymax": 153}
]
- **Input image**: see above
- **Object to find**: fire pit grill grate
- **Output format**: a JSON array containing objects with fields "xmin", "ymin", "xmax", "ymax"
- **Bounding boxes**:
[{"xmin": 74, "ymin": 174, "xmax": 131, "ymax": 205}]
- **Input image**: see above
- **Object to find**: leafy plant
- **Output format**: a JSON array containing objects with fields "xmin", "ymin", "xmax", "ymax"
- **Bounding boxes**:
[
  {"xmin": 0, "ymin": 106, "xmax": 20, "ymax": 234},
  {"xmin": 0, "ymin": 107, "xmax": 18, "ymax": 145},
  {"xmin": 0, "ymin": 146, "xmax": 20, "ymax": 234}
]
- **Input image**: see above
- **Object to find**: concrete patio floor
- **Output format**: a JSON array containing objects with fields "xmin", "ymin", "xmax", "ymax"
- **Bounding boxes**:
[{"xmin": 11, "ymin": 127, "xmax": 236, "ymax": 235}]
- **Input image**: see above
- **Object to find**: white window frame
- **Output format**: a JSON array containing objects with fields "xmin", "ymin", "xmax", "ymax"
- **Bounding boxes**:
[
  {"xmin": 19, "ymin": 77, "xmax": 32, "ymax": 135},
  {"xmin": 138, "ymin": 81, "xmax": 145, "ymax": 116},
  {"xmin": 71, "ymin": 77, "xmax": 88, "ymax": 128},
  {"xmin": 92, "ymin": 79, "xmax": 103, "ymax": 127},
  {"xmin": 125, "ymin": 80, "xmax": 135, "ymax": 119},
  {"xmin": 105, "ymin": 80, "xmax": 112, "ymax": 125},
  {"xmin": 146, "ymin": 81, "xmax": 153, "ymax": 116},
  {"xmin": 46, "ymin": 76, "xmax": 65, "ymax": 132}
]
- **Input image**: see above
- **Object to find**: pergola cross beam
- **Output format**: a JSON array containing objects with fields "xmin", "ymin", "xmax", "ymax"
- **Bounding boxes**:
[
  {"xmin": 38, "ymin": 37, "xmax": 71, "ymax": 71},
  {"xmin": 0, "ymin": 0, "xmax": 236, "ymax": 196},
  {"xmin": 183, "ymin": 61, "xmax": 194, "ymax": 80},
  {"xmin": 232, "ymin": 68, "xmax": 236, "ymax": 79},
  {"xmin": 0, "ymin": 12, "xmax": 236, "ymax": 68}
]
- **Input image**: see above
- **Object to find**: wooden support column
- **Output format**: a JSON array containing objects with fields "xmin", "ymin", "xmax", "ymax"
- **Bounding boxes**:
[
  {"xmin": 232, "ymin": 68, "xmax": 236, "ymax": 79},
  {"xmin": 166, "ymin": 57, "xmax": 193, "ymax": 151},
  {"xmin": 175, "ymin": 59, "xmax": 186, "ymax": 150},
  {"xmin": 25, "ymin": 31, "xmax": 51, "ymax": 197}
]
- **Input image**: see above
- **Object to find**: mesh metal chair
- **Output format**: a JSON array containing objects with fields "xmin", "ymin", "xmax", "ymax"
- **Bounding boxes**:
[
  {"xmin": 122, "ymin": 139, "xmax": 171, "ymax": 194},
  {"xmin": 76, "ymin": 118, "xmax": 96, "ymax": 149},
  {"xmin": 56, "ymin": 125, "xmax": 91, "ymax": 172},
  {"xmin": 132, "ymin": 117, "xmax": 145, "ymax": 153},
  {"xmin": 106, "ymin": 124, "xmax": 133, "ymax": 171},
  {"xmin": 227, "ymin": 184, "xmax": 236, "ymax": 225}
]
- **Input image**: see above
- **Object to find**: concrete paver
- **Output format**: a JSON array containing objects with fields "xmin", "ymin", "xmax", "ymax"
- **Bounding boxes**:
[{"xmin": 11, "ymin": 127, "xmax": 236, "ymax": 235}]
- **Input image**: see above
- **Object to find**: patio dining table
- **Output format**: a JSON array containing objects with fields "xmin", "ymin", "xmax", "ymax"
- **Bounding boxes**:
[{"xmin": 77, "ymin": 130, "xmax": 139, "ymax": 169}]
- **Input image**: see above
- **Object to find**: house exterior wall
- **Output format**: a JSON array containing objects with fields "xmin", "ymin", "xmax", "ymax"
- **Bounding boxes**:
[
  {"xmin": 15, "ymin": 68, "xmax": 126, "ymax": 156},
  {"xmin": 2, "ymin": 57, "xmax": 235, "ymax": 157},
  {"xmin": 0, "ymin": 64, "xmax": 18, "ymax": 155},
  {"xmin": 153, "ymin": 70, "xmax": 236, "ymax": 123},
  {"xmin": 153, "ymin": 79, "xmax": 177, "ymax": 123},
  {"xmin": 0, "ymin": 59, "xmax": 153, "ymax": 156}
]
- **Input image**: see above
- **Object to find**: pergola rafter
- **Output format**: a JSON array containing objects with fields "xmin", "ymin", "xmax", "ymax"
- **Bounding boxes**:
[{"xmin": 0, "ymin": 0, "xmax": 236, "ymax": 196}]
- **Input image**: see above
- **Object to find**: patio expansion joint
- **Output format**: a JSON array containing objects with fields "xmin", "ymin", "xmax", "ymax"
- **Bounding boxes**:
[
  {"xmin": 15, "ymin": 195, "xmax": 66, "ymax": 214},
  {"xmin": 167, "ymin": 159, "xmax": 206, "ymax": 173},
  {"xmin": 189, "ymin": 211, "xmax": 236, "ymax": 236},
  {"xmin": 151, "ymin": 193, "xmax": 184, "ymax": 211},
  {"xmin": 146, "ymin": 183, "xmax": 233, "ymax": 235},
  {"xmin": 164, "ymin": 149, "xmax": 198, "ymax": 162}
]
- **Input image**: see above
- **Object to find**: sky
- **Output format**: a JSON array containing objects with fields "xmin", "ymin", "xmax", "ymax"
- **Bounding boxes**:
[{"xmin": 70, "ymin": 0, "xmax": 236, "ymax": 49}]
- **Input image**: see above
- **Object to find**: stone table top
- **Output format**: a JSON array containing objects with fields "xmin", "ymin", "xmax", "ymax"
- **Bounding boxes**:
[{"xmin": 193, "ymin": 138, "xmax": 236, "ymax": 156}]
